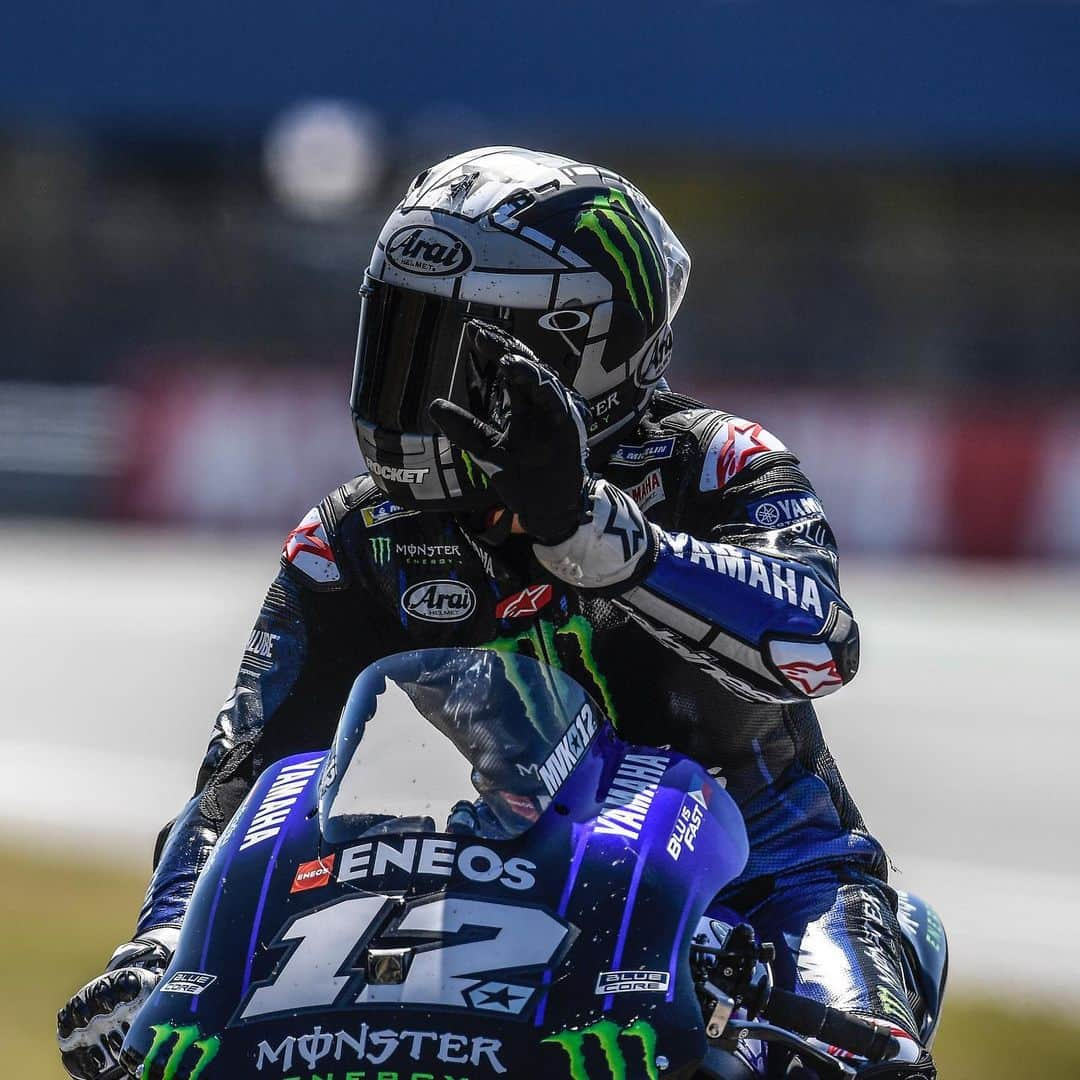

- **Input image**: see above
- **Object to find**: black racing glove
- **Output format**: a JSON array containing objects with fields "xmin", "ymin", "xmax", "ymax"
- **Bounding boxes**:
[
  {"xmin": 429, "ymin": 320, "xmax": 592, "ymax": 544},
  {"xmin": 854, "ymin": 1051, "xmax": 936, "ymax": 1079},
  {"xmin": 57, "ymin": 928, "xmax": 177, "ymax": 1080}
]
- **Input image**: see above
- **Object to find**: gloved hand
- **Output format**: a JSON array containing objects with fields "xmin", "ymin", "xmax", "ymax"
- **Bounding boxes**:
[
  {"xmin": 57, "ymin": 927, "xmax": 178, "ymax": 1080},
  {"xmin": 534, "ymin": 477, "xmax": 657, "ymax": 591},
  {"xmin": 429, "ymin": 320, "xmax": 591, "ymax": 544}
]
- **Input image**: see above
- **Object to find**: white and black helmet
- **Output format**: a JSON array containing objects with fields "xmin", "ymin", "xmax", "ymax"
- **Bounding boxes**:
[{"xmin": 351, "ymin": 145, "xmax": 690, "ymax": 510}]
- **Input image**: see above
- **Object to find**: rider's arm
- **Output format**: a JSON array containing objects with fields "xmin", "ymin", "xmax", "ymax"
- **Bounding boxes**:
[
  {"xmin": 136, "ymin": 490, "xmax": 372, "ymax": 935},
  {"xmin": 535, "ymin": 413, "xmax": 859, "ymax": 704}
]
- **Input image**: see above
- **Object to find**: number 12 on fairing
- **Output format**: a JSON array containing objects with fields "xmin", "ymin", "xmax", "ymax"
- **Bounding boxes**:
[{"xmin": 239, "ymin": 894, "xmax": 572, "ymax": 1020}]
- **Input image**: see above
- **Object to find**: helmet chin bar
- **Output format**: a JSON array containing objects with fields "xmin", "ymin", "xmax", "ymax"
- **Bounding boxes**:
[
  {"xmin": 353, "ymin": 418, "xmax": 499, "ymax": 512},
  {"xmin": 586, "ymin": 394, "xmax": 648, "ymax": 446}
]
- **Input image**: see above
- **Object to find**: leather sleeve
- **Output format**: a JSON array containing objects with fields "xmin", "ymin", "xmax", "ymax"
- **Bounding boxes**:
[
  {"xmin": 136, "ymin": 492, "xmax": 372, "ymax": 933},
  {"xmin": 616, "ymin": 410, "xmax": 860, "ymax": 704}
]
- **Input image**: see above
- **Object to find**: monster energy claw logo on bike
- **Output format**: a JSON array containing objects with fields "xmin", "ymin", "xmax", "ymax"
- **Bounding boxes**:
[
  {"xmin": 543, "ymin": 1019, "xmax": 660, "ymax": 1080},
  {"xmin": 143, "ymin": 1023, "xmax": 221, "ymax": 1080}
]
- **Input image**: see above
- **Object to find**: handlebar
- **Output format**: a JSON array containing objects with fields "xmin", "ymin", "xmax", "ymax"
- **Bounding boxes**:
[{"xmin": 762, "ymin": 988, "xmax": 901, "ymax": 1063}]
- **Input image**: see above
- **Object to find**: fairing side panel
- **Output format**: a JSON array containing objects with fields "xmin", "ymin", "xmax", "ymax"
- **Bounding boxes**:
[{"xmin": 124, "ymin": 730, "xmax": 749, "ymax": 1079}]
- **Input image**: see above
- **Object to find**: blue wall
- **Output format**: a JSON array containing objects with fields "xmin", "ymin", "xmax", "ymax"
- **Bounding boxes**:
[{"xmin": 5, "ymin": 1, "xmax": 1080, "ymax": 157}]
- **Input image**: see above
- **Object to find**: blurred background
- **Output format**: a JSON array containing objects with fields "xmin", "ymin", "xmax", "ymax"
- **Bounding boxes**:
[{"xmin": 2, "ymin": 3, "xmax": 1079, "ymax": 1077}]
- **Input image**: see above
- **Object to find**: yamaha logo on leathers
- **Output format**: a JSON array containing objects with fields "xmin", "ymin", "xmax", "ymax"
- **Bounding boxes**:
[
  {"xmin": 385, "ymin": 225, "xmax": 473, "ymax": 277},
  {"xmin": 401, "ymin": 579, "xmax": 476, "ymax": 622}
]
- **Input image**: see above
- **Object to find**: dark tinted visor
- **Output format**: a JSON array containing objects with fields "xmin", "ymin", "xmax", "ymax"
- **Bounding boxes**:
[{"xmin": 352, "ymin": 278, "xmax": 508, "ymax": 435}]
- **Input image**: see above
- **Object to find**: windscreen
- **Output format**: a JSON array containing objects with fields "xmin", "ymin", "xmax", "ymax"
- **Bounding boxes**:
[{"xmin": 320, "ymin": 647, "xmax": 601, "ymax": 844}]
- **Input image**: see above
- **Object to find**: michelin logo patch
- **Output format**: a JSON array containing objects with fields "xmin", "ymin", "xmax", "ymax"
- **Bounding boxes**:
[
  {"xmin": 748, "ymin": 492, "xmax": 823, "ymax": 528},
  {"xmin": 609, "ymin": 437, "xmax": 675, "ymax": 468}
]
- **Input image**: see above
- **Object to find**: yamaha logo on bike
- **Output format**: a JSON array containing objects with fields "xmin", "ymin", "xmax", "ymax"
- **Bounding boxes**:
[
  {"xmin": 385, "ymin": 225, "xmax": 473, "ymax": 276},
  {"xmin": 401, "ymin": 579, "xmax": 476, "ymax": 622}
]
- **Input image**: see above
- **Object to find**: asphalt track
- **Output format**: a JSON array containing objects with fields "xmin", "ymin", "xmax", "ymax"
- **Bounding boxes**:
[{"xmin": 2, "ymin": 523, "xmax": 1077, "ymax": 1000}]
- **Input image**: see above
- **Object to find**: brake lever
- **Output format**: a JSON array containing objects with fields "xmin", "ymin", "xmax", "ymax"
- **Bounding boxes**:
[{"xmin": 716, "ymin": 1020, "xmax": 858, "ymax": 1078}]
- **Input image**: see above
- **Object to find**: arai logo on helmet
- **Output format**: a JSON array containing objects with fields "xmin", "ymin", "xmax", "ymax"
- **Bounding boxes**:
[
  {"xmin": 635, "ymin": 324, "xmax": 673, "ymax": 388},
  {"xmin": 385, "ymin": 225, "xmax": 473, "ymax": 277},
  {"xmin": 401, "ymin": 579, "xmax": 476, "ymax": 622}
]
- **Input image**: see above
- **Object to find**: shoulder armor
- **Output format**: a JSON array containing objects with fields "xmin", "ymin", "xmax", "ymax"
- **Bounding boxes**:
[
  {"xmin": 281, "ymin": 504, "xmax": 344, "ymax": 590},
  {"xmin": 337, "ymin": 474, "xmax": 381, "ymax": 512},
  {"xmin": 646, "ymin": 389, "xmax": 707, "ymax": 419},
  {"xmin": 280, "ymin": 475, "xmax": 378, "ymax": 592},
  {"xmin": 667, "ymin": 409, "xmax": 794, "ymax": 493}
]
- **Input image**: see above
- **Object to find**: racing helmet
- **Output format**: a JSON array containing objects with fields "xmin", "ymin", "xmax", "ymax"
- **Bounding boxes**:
[{"xmin": 351, "ymin": 146, "xmax": 691, "ymax": 510}]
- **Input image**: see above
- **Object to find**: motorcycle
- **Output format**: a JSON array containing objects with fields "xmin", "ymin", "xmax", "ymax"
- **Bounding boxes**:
[{"xmin": 121, "ymin": 646, "xmax": 947, "ymax": 1080}]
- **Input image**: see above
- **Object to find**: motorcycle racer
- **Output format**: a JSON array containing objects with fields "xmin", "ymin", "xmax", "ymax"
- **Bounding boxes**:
[{"xmin": 58, "ymin": 147, "xmax": 935, "ymax": 1078}]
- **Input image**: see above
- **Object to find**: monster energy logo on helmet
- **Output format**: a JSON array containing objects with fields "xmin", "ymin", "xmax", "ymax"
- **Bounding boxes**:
[
  {"xmin": 543, "ymin": 1019, "xmax": 660, "ymax": 1080},
  {"xmin": 576, "ymin": 190, "xmax": 665, "ymax": 322},
  {"xmin": 143, "ymin": 1023, "xmax": 221, "ymax": 1080}
]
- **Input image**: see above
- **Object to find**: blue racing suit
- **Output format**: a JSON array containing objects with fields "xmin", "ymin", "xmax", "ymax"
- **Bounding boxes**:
[{"xmin": 138, "ymin": 389, "xmax": 923, "ymax": 1046}]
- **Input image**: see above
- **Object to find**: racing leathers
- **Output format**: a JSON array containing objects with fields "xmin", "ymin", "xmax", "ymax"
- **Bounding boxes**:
[{"xmin": 138, "ymin": 390, "xmax": 925, "ymax": 1057}]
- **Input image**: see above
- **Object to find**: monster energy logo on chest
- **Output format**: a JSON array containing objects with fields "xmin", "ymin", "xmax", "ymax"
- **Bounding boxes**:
[
  {"xmin": 143, "ymin": 1023, "xmax": 220, "ymax": 1080},
  {"xmin": 370, "ymin": 536, "xmax": 392, "ymax": 564},
  {"xmin": 575, "ymin": 190, "xmax": 664, "ymax": 321},
  {"xmin": 543, "ymin": 1019, "xmax": 660, "ymax": 1080}
]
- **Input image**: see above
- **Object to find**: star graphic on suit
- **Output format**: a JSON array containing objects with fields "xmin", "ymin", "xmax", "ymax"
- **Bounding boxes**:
[
  {"xmin": 284, "ymin": 518, "xmax": 335, "ymax": 564},
  {"xmin": 718, "ymin": 420, "xmax": 773, "ymax": 484},
  {"xmin": 777, "ymin": 658, "xmax": 843, "ymax": 695}
]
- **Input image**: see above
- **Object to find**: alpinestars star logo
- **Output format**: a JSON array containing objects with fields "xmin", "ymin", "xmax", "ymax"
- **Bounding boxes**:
[
  {"xmin": 777, "ymin": 658, "xmax": 843, "ymax": 695},
  {"xmin": 543, "ymin": 1019, "xmax": 660, "ymax": 1080},
  {"xmin": 143, "ymin": 1023, "xmax": 221, "ymax": 1080},
  {"xmin": 495, "ymin": 584, "xmax": 553, "ymax": 620},
  {"xmin": 701, "ymin": 417, "xmax": 788, "ymax": 492},
  {"xmin": 283, "ymin": 508, "xmax": 340, "ymax": 583},
  {"xmin": 718, "ymin": 422, "xmax": 774, "ymax": 482},
  {"xmin": 285, "ymin": 519, "xmax": 333, "ymax": 563},
  {"xmin": 602, "ymin": 490, "xmax": 645, "ymax": 561}
]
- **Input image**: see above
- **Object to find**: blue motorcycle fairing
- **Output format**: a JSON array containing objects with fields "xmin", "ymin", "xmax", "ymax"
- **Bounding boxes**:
[
  {"xmin": 896, "ymin": 891, "xmax": 948, "ymax": 1048},
  {"xmin": 123, "ymin": 727, "xmax": 749, "ymax": 1080}
]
